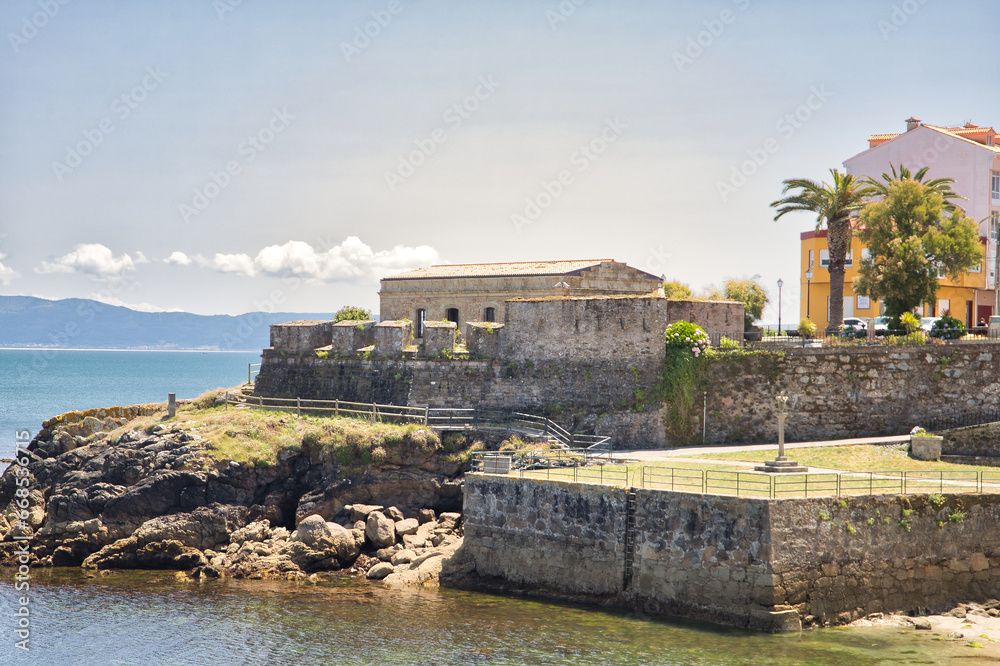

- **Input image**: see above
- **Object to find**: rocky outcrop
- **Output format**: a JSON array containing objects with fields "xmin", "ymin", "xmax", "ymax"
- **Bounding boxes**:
[{"xmin": 0, "ymin": 408, "xmax": 468, "ymax": 582}]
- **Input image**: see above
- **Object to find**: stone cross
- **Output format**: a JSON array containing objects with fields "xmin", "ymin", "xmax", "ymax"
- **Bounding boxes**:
[{"xmin": 775, "ymin": 395, "xmax": 788, "ymax": 460}]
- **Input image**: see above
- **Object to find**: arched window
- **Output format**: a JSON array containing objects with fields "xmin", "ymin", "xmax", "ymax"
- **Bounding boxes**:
[
  {"xmin": 446, "ymin": 308, "xmax": 459, "ymax": 325},
  {"xmin": 416, "ymin": 309, "xmax": 426, "ymax": 338},
  {"xmin": 484, "ymin": 307, "xmax": 496, "ymax": 322}
]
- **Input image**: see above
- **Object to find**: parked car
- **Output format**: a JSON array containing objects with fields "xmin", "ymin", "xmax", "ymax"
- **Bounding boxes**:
[
  {"xmin": 871, "ymin": 316, "xmax": 892, "ymax": 335},
  {"xmin": 919, "ymin": 316, "xmax": 941, "ymax": 332},
  {"xmin": 842, "ymin": 317, "xmax": 868, "ymax": 331}
]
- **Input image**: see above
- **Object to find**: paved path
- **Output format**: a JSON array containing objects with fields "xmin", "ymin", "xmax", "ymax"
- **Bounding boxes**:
[{"xmin": 609, "ymin": 434, "xmax": 910, "ymax": 462}]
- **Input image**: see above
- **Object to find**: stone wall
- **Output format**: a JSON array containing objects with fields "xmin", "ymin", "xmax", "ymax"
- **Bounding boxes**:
[
  {"xmin": 269, "ymin": 321, "xmax": 333, "ymax": 353},
  {"xmin": 373, "ymin": 321, "xmax": 412, "ymax": 359},
  {"xmin": 665, "ymin": 299, "xmax": 744, "ymax": 336},
  {"xmin": 330, "ymin": 320, "xmax": 375, "ymax": 353},
  {"xmin": 420, "ymin": 321, "xmax": 456, "ymax": 359},
  {"xmin": 696, "ymin": 342, "xmax": 1000, "ymax": 444},
  {"xmin": 461, "ymin": 475, "xmax": 1000, "ymax": 631},
  {"xmin": 941, "ymin": 422, "xmax": 1000, "ymax": 459}
]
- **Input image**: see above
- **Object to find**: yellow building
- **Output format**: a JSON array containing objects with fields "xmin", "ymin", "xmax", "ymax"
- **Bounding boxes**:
[{"xmin": 800, "ymin": 229, "xmax": 988, "ymax": 330}]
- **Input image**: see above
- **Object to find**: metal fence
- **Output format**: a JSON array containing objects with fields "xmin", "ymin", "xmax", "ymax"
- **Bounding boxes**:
[
  {"xmin": 472, "ymin": 455, "xmax": 1000, "ymax": 498},
  {"xmin": 223, "ymin": 394, "xmax": 611, "ymax": 449},
  {"xmin": 707, "ymin": 326, "xmax": 1000, "ymax": 350}
]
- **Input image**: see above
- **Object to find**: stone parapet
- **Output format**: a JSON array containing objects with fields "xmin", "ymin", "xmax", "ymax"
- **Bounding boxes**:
[
  {"xmin": 330, "ymin": 320, "xmax": 376, "ymax": 354},
  {"xmin": 466, "ymin": 322, "xmax": 504, "ymax": 358},
  {"xmin": 270, "ymin": 320, "xmax": 333, "ymax": 353},
  {"xmin": 419, "ymin": 321, "xmax": 457, "ymax": 359},
  {"xmin": 373, "ymin": 320, "xmax": 412, "ymax": 359}
]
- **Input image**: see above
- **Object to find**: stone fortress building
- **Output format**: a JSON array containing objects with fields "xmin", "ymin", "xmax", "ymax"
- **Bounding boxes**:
[{"xmin": 378, "ymin": 259, "xmax": 664, "ymax": 338}]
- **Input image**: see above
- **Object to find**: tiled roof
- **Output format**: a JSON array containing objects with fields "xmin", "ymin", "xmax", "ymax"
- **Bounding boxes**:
[
  {"xmin": 868, "ymin": 133, "xmax": 901, "ymax": 141},
  {"xmin": 383, "ymin": 259, "xmax": 617, "ymax": 280}
]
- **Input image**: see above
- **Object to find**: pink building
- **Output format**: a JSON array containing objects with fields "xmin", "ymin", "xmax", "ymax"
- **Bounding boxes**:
[{"xmin": 844, "ymin": 118, "xmax": 1000, "ymax": 321}]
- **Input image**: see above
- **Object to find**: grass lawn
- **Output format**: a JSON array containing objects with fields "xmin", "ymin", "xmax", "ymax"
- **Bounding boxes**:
[{"xmin": 691, "ymin": 444, "xmax": 1000, "ymax": 473}]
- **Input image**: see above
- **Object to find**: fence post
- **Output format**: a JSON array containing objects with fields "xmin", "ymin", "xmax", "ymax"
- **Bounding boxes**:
[
  {"xmin": 248, "ymin": 363, "xmax": 252, "ymax": 385},
  {"xmin": 296, "ymin": 397, "xmax": 301, "ymax": 416},
  {"xmin": 335, "ymin": 399, "xmax": 339, "ymax": 418},
  {"xmin": 424, "ymin": 406, "xmax": 429, "ymax": 426},
  {"xmin": 258, "ymin": 396, "xmax": 262, "ymax": 408}
]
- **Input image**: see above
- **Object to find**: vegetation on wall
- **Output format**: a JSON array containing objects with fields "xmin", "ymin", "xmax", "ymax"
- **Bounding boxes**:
[{"xmin": 334, "ymin": 305, "xmax": 373, "ymax": 322}]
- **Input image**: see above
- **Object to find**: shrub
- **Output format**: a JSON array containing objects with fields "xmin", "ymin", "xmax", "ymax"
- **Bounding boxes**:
[
  {"xmin": 719, "ymin": 336, "xmax": 740, "ymax": 349},
  {"xmin": 797, "ymin": 318, "xmax": 817, "ymax": 338},
  {"xmin": 665, "ymin": 321, "xmax": 710, "ymax": 357},
  {"xmin": 930, "ymin": 315, "xmax": 966, "ymax": 340},
  {"xmin": 333, "ymin": 305, "xmax": 372, "ymax": 323},
  {"xmin": 899, "ymin": 312, "xmax": 920, "ymax": 334}
]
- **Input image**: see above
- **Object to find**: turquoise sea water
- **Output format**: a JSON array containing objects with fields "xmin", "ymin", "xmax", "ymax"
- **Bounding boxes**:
[
  {"xmin": 0, "ymin": 569, "xmax": 991, "ymax": 666},
  {"xmin": 0, "ymin": 349, "xmax": 260, "ymax": 457}
]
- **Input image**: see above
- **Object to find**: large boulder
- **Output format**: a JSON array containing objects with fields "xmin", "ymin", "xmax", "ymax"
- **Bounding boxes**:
[
  {"xmin": 367, "ymin": 562, "xmax": 394, "ymax": 580},
  {"xmin": 395, "ymin": 518, "xmax": 419, "ymax": 536},
  {"xmin": 365, "ymin": 511, "xmax": 396, "ymax": 549}
]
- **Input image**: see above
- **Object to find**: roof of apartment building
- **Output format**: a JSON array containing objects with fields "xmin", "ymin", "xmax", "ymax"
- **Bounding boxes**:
[
  {"xmin": 867, "ymin": 119, "xmax": 999, "ymax": 152},
  {"xmin": 383, "ymin": 259, "xmax": 661, "ymax": 281}
]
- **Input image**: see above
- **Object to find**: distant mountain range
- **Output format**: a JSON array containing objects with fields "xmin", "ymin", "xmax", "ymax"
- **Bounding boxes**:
[{"xmin": 0, "ymin": 296, "xmax": 337, "ymax": 351}]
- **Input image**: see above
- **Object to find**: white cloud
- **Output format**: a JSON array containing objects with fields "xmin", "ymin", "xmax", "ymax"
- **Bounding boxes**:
[
  {"xmin": 36, "ymin": 244, "xmax": 140, "ymax": 279},
  {"xmin": 0, "ymin": 253, "xmax": 19, "ymax": 285},
  {"xmin": 202, "ymin": 252, "xmax": 257, "ymax": 277},
  {"xmin": 164, "ymin": 251, "xmax": 192, "ymax": 266},
  {"xmin": 252, "ymin": 236, "xmax": 439, "ymax": 281},
  {"xmin": 184, "ymin": 237, "xmax": 439, "ymax": 282}
]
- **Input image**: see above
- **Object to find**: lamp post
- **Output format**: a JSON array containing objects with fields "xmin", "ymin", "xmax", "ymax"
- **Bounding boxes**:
[
  {"xmin": 804, "ymin": 269, "xmax": 813, "ymax": 319},
  {"xmin": 777, "ymin": 278, "xmax": 783, "ymax": 334}
]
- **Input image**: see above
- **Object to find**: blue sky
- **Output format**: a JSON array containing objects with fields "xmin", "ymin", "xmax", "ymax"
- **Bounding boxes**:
[{"xmin": 1, "ymin": 0, "xmax": 997, "ymax": 319}]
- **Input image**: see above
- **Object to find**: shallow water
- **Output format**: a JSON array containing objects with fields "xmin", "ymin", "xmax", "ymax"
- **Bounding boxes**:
[{"xmin": 0, "ymin": 569, "xmax": 993, "ymax": 665}]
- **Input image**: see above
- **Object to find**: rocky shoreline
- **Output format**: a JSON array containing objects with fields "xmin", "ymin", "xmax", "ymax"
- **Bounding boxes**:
[{"xmin": 0, "ymin": 398, "xmax": 473, "ymax": 585}]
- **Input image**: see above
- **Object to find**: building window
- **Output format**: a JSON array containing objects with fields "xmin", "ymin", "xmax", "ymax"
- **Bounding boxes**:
[
  {"xmin": 970, "ymin": 261, "xmax": 982, "ymax": 273},
  {"xmin": 416, "ymin": 309, "xmax": 426, "ymax": 338},
  {"xmin": 992, "ymin": 171, "xmax": 1000, "ymax": 202},
  {"xmin": 819, "ymin": 250, "xmax": 851, "ymax": 267},
  {"xmin": 484, "ymin": 307, "xmax": 496, "ymax": 322},
  {"xmin": 446, "ymin": 308, "xmax": 459, "ymax": 325},
  {"xmin": 808, "ymin": 250, "xmax": 814, "ymax": 268}
]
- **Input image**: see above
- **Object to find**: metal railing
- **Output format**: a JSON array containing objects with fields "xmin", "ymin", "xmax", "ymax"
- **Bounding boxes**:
[
  {"xmin": 473, "ymin": 460, "xmax": 1000, "ymax": 498},
  {"xmin": 708, "ymin": 327, "xmax": 1000, "ymax": 350},
  {"xmin": 471, "ymin": 448, "xmax": 617, "ymax": 473},
  {"xmin": 224, "ymin": 393, "xmax": 610, "ymax": 449}
]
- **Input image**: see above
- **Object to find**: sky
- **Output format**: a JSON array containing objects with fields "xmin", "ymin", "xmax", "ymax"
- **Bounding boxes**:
[{"xmin": 1, "ymin": 0, "xmax": 998, "ymax": 321}]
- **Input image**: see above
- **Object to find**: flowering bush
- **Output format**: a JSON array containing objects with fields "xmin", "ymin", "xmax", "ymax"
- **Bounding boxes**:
[
  {"xmin": 665, "ymin": 321, "xmax": 710, "ymax": 357},
  {"xmin": 929, "ymin": 315, "xmax": 966, "ymax": 340}
]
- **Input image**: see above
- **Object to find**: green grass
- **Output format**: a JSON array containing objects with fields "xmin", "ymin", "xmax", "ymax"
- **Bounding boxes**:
[{"xmin": 691, "ymin": 444, "xmax": 1000, "ymax": 473}]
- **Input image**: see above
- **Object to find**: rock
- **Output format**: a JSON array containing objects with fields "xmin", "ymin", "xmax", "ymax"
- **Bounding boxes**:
[
  {"xmin": 945, "ymin": 606, "xmax": 967, "ymax": 618},
  {"xmin": 231, "ymin": 521, "xmax": 272, "ymax": 545},
  {"xmin": 437, "ymin": 512, "xmax": 461, "ymax": 532},
  {"xmin": 395, "ymin": 518, "xmax": 419, "ymax": 536},
  {"xmin": 350, "ymin": 504, "xmax": 383, "ymax": 522},
  {"xmin": 912, "ymin": 617, "xmax": 932, "ymax": 630},
  {"xmin": 132, "ymin": 505, "xmax": 249, "ymax": 551},
  {"xmin": 403, "ymin": 535, "xmax": 427, "ymax": 549},
  {"xmin": 417, "ymin": 509, "xmax": 436, "ymax": 524},
  {"xmin": 293, "ymin": 515, "xmax": 334, "ymax": 549},
  {"xmin": 430, "ymin": 533, "xmax": 447, "ymax": 547},
  {"xmin": 366, "ymin": 562, "xmax": 394, "ymax": 580},
  {"xmin": 385, "ymin": 506, "xmax": 405, "ymax": 522},
  {"xmin": 376, "ymin": 547, "xmax": 396, "ymax": 562},
  {"xmin": 365, "ymin": 512, "xmax": 396, "ymax": 549},
  {"xmin": 409, "ymin": 551, "xmax": 443, "ymax": 569},
  {"xmin": 391, "ymin": 549, "xmax": 415, "ymax": 565},
  {"xmin": 353, "ymin": 520, "xmax": 366, "ymax": 531}
]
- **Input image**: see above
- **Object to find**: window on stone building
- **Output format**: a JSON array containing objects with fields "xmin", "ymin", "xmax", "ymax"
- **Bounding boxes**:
[
  {"xmin": 484, "ymin": 307, "xmax": 495, "ymax": 322},
  {"xmin": 446, "ymin": 308, "xmax": 459, "ymax": 325},
  {"xmin": 416, "ymin": 309, "xmax": 426, "ymax": 338}
]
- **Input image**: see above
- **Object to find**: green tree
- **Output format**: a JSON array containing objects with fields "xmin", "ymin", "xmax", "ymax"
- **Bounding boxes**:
[
  {"xmin": 770, "ymin": 169, "xmax": 871, "ymax": 331},
  {"xmin": 333, "ymin": 305, "xmax": 373, "ymax": 322},
  {"xmin": 854, "ymin": 179, "xmax": 980, "ymax": 324},
  {"xmin": 721, "ymin": 277, "xmax": 769, "ymax": 331},
  {"xmin": 862, "ymin": 163, "xmax": 966, "ymax": 213},
  {"xmin": 663, "ymin": 280, "xmax": 694, "ymax": 299}
]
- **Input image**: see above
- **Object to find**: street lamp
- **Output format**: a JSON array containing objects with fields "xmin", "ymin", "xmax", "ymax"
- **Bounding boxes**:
[
  {"xmin": 777, "ymin": 278, "xmax": 784, "ymax": 334},
  {"xmin": 804, "ymin": 269, "xmax": 813, "ymax": 319}
]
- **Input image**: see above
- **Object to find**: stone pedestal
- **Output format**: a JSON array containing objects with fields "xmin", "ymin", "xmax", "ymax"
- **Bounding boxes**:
[
  {"xmin": 910, "ymin": 435, "xmax": 943, "ymax": 461},
  {"xmin": 755, "ymin": 457, "xmax": 808, "ymax": 473}
]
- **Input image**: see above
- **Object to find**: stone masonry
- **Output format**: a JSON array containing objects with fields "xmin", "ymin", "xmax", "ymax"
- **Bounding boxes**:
[{"xmin": 462, "ymin": 474, "xmax": 1000, "ymax": 632}]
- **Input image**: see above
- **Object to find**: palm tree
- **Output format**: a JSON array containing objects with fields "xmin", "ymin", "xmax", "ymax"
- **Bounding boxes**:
[
  {"xmin": 863, "ymin": 164, "xmax": 966, "ymax": 213},
  {"xmin": 770, "ymin": 169, "xmax": 872, "ymax": 332}
]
